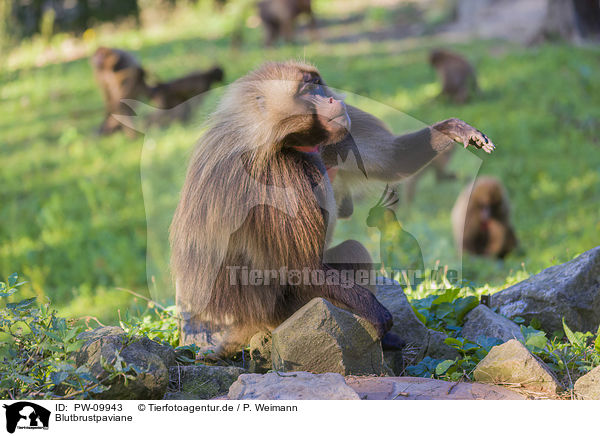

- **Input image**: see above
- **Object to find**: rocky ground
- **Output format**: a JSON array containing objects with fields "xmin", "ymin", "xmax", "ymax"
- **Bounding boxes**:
[{"xmin": 74, "ymin": 246, "xmax": 600, "ymax": 400}]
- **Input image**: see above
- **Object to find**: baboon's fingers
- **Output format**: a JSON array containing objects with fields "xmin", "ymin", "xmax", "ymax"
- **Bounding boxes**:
[{"xmin": 469, "ymin": 131, "xmax": 495, "ymax": 153}]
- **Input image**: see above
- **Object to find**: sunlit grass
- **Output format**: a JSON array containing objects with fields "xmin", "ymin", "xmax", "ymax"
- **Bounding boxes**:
[{"xmin": 1, "ymin": 1, "xmax": 599, "ymax": 324}]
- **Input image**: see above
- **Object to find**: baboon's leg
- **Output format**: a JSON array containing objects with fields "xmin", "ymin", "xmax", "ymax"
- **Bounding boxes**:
[
  {"xmin": 179, "ymin": 315, "xmax": 226, "ymax": 352},
  {"xmin": 323, "ymin": 240, "xmax": 405, "ymax": 350},
  {"xmin": 324, "ymin": 239, "xmax": 373, "ymax": 273}
]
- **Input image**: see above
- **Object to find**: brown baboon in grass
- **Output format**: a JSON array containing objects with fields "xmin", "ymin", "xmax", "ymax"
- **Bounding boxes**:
[
  {"xmin": 91, "ymin": 47, "xmax": 150, "ymax": 136},
  {"xmin": 148, "ymin": 67, "xmax": 224, "ymax": 125},
  {"xmin": 430, "ymin": 49, "xmax": 478, "ymax": 104},
  {"xmin": 451, "ymin": 177, "xmax": 517, "ymax": 259},
  {"xmin": 258, "ymin": 0, "xmax": 316, "ymax": 46},
  {"xmin": 170, "ymin": 61, "xmax": 495, "ymax": 357}
]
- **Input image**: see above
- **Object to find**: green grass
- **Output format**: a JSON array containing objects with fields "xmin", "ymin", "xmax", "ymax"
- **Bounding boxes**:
[{"xmin": 1, "ymin": 0, "xmax": 599, "ymax": 324}]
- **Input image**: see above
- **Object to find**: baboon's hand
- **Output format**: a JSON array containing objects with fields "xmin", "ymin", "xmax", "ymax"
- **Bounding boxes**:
[
  {"xmin": 373, "ymin": 304, "xmax": 394, "ymax": 338},
  {"xmin": 436, "ymin": 118, "xmax": 495, "ymax": 153}
]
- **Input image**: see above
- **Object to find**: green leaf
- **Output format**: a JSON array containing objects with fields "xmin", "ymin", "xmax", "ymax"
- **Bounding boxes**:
[
  {"xmin": 435, "ymin": 359, "xmax": 455, "ymax": 375},
  {"xmin": 433, "ymin": 302, "xmax": 454, "ymax": 320},
  {"xmin": 433, "ymin": 288, "xmax": 460, "ymax": 304},
  {"xmin": 43, "ymin": 330, "xmax": 63, "ymax": 342},
  {"xmin": 412, "ymin": 305, "xmax": 427, "ymax": 325},
  {"xmin": 63, "ymin": 328, "xmax": 80, "ymax": 343},
  {"xmin": 8, "ymin": 273, "xmax": 18, "ymax": 287},
  {"xmin": 51, "ymin": 371, "xmax": 69, "ymax": 385},
  {"xmin": 444, "ymin": 337, "xmax": 463, "ymax": 348},
  {"xmin": 45, "ymin": 344, "xmax": 64, "ymax": 353},
  {"xmin": 562, "ymin": 317, "xmax": 582, "ymax": 348},
  {"xmin": 66, "ymin": 340, "xmax": 85, "ymax": 353},
  {"xmin": 454, "ymin": 297, "xmax": 479, "ymax": 324},
  {"xmin": 7, "ymin": 297, "xmax": 36, "ymax": 310},
  {"xmin": 512, "ymin": 317, "xmax": 525, "ymax": 324},
  {"xmin": 525, "ymin": 333, "xmax": 547, "ymax": 350},
  {"xmin": 594, "ymin": 325, "xmax": 600, "ymax": 353},
  {"xmin": 462, "ymin": 342, "xmax": 480, "ymax": 352},
  {"xmin": 0, "ymin": 288, "xmax": 19, "ymax": 298}
]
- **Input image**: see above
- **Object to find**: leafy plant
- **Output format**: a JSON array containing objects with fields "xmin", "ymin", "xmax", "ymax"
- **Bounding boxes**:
[
  {"xmin": 406, "ymin": 291, "xmax": 600, "ymax": 388},
  {"xmin": 0, "ymin": 273, "xmax": 146, "ymax": 399},
  {"xmin": 411, "ymin": 288, "xmax": 479, "ymax": 336}
]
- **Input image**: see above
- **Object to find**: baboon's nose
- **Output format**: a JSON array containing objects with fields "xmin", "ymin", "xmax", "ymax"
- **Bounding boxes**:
[{"xmin": 327, "ymin": 99, "xmax": 350, "ymax": 130}]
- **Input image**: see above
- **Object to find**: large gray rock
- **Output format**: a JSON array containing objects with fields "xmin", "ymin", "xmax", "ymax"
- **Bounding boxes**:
[
  {"xmin": 574, "ymin": 366, "xmax": 600, "ymax": 400},
  {"xmin": 271, "ymin": 298, "xmax": 389, "ymax": 376},
  {"xmin": 473, "ymin": 339, "xmax": 562, "ymax": 395},
  {"xmin": 462, "ymin": 304, "xmax": 524, "ymax": 343},
  {"xmin": 164, "ymin": 365, "xmax": 246, "ymax": 400},
  {"xmin": 491, "ymin": 246, "xmax": 600, "ymax": 333},
  {"xmin": 375, "ymin": 278, "xmax": 460, "ymax": 363},
  {"xmin": 228, "ymin": 371, "xmax": 360, "ymax": 400},
  {"xmin": 74, "ymin": 326, "xmax": 176, "ymax": 400},
  {"xmin": 346, "ymin": 376, "xmax": 526, "ymax": 400}
]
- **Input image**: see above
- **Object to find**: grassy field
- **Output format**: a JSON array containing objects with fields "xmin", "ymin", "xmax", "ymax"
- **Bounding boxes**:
[{"xmin": 1, "ymin": 0, "xmax": 599, "ymax": 324}]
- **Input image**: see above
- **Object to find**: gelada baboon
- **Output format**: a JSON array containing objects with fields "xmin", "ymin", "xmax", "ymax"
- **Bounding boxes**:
[
  {"xmin": 148, "ymin": 67, "xmax": 224, "ymax": 125},
  {"xmin": 430, "ymin": 49, "xmax": 478, "ymax": 104},
  {"xmin": 171, "ymin": 61, "xmax": 495, "ymax": 357},
  {"xmin": 91, "ymin": 47, "xmax": 150, "ymax": 135},
  {"xmin": 451, "ymin": 177, "xmax": 517, "ymax": 259},
  {"xmin": 258, "ymin": 0, "xmax": 316, "ymax": 46}
]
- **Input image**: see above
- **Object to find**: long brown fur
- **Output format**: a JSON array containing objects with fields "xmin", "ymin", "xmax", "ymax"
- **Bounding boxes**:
[
  {"xmin": 171, "ymin": 61, "xmax": 496, "ymax": 356},
  {"xmin": 451, "ymin": 176, "xmax": 518, "ymax": 258}
]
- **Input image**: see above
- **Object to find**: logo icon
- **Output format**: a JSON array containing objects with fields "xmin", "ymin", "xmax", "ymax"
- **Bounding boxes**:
[{"xmin": 3, "ymin": 402, "xmax": 50, "ymax": 434}]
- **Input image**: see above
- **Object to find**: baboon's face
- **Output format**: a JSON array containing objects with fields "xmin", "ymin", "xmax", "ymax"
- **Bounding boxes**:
[{"xmin": 258, "ymin": 66, "xmax": 351, "ymax": 149}]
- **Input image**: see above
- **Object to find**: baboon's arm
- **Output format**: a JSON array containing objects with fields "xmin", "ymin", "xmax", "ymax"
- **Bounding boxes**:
[{"xmin": 323, "ymin": 105, "xmax": 494, "ymax": 183}]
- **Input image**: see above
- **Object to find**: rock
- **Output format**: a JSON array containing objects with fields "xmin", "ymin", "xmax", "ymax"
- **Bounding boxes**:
[
  {"xmin": 462, "ymin": 304, "xmax": 524, "ymax": 343},
  {"xmin": 491, "ymin": 246, "xmax": 600, "ymax": 333},
  {"xmin": 574, "ymin": 366, "xmax": 600, "ymax": 400},
  {"xmin": 74, "ymin": 326, "xmax": 176, "ymax": 400},
  {"xmin": 473, "ymin": 339, "xmax": 562, "ymax": 395},
  {"xmin": 345, "ymin": 376, "xmax": 526, "ymax": 400},
  {"xmin": 375, "ymin": 278, "xmax": 460, "ymax": 363},
  {"xmin": 228, "ymin": 371, "xmax": 360, "ymax": 400},
  {"xmin": 248, "ymin": 331, "xmax": 272, "ymax": 373},
  {"xmin": 271, "ymin": 298, "xmax": 389, "ymax": 376},
  {"xmin": 165, "ymin": 365, "xmax": 246, "ymax": 400}
]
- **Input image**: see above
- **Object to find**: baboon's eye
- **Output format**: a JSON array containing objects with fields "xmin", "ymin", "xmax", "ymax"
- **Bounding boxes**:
[{"xmin": 299, "ymin": 82, "xmax": 317, "ymax": 95}]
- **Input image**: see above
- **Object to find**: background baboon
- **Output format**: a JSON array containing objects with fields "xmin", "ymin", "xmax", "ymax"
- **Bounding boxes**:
[
  {"xmin": 451, "ymin": 176, "xmax": 517, "ymax": 258},
  {"xmin": 171, "ymin": 61, "xmax": 495, "ymax": 357},
  {"xmin": 258, "ymin": 0, "xmax": 316, "ymax": 46},
  {"xmin": 91, "ymin": 47, "xmax": 150, "ymax": 135},
  {"xmin": 149, "ymin": 67, "xmax": 224, "ymax": 125},
  {"xmin": 430, "ymin": 48, "xmax": 478, "ymax": 104}
]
